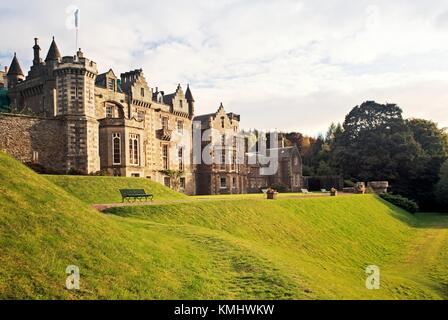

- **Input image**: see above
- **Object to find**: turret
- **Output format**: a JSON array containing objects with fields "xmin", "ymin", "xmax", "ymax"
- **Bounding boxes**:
[
  {"xmin": 185, "ymin": 84, "xmax": 195, "ymax": 118},
  {"xmin": 54, "ymin": 49, "xmax": 100, "ymax": 174},
  {"xmin": 45, "ymin": 36, "xmax": 61, "ymax": 62},
  {"xmin": 6, "ymin": 53, "xmax": 24, "ymax": 89}
]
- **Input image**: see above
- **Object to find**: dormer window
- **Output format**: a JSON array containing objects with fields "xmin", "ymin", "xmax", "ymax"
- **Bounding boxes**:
[
  {"xmin": 221, "ymin": 117, "xmax": 225, "ymax": 128},
  {"xmin": 179, "ymin": 100, "xmax": 183, "ymax": 108},
  {"xmin": 107, "ymin": 78, "xmax": 115, "ymax": 91},
  {"xmin": 141, "ymin": 88, "xmax": 145, "ymax": 97}
]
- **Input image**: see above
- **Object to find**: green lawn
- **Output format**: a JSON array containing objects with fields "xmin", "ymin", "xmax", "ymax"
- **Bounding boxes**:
[
  {"xmin": 45, "ymin": 174, "xmax": 187, "ymax": 204},
  {"xmin": 1, "ymin": 152, "xmax": 448, "ymax": 299},
  {"xmin": 192, "ymin": 192, "xmax": 324, "ymax": 201}
]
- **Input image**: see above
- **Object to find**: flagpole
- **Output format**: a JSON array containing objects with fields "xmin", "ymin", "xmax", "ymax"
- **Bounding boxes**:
[
  {"xmin": 76, "ymin": 27, "xmax": 78, "ymax": 53},
  {"xmin": 74, "ymin": 9, "xmax": 79, "ymax": 54}
]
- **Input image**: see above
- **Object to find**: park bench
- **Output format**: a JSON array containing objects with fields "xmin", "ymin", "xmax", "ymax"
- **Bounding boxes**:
[
  {"xmin": 301, "ymin": 188, "xmax": 310, "ymax": 194},
  {"xmin": 119, "ymin": 189, "xmax": 153, "ymax": 202}
]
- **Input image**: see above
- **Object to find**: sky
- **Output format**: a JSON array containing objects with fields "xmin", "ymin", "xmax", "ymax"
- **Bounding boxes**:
[{"xmin": 0, "ymin": 0, "xmax": 447, "ymax": 136}]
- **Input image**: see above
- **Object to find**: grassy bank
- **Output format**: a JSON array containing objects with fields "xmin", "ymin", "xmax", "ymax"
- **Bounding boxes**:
[{"xmin": 1, "ymin": 152, "xmax": 447, "ymax": 299}]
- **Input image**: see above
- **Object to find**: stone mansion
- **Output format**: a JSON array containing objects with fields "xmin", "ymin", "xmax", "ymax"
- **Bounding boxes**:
[{"xmin": 0, "ymin": 37, "xmax": 303, "ymax": 195}]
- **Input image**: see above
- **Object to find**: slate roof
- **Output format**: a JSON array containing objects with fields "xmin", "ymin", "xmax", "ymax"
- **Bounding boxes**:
[
  {"xmin": 45, "ymin": 37, "xmax": 61, "ymax": 61},
  {"xmin": 162, "ymin": 93, "xmax": 175, "ymax": 106},
  {"xmin": 7, "ymin": 53, "xmax": 24, "ymax": 76},
  {"xmin": 185, "ymin": 85, "xmax": 194, "ymax": 101}
]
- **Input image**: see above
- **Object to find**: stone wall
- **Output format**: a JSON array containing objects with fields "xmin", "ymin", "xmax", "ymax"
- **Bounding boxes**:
[{"xmin": 0, "ymin": 113, "xmax": 66, "ymax": 172}]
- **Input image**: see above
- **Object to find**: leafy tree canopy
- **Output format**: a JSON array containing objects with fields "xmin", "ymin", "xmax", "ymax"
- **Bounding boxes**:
[
  {"xmin": 331, "ymin": 101, "xmax": 447, "ymax": 210},
  {"xmin": 435, "ymin": 160, "xmax": 448, "ymax": 210}
]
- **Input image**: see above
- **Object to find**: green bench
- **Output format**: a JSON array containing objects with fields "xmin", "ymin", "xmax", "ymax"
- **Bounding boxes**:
[{"xmin": 119, "ymin": 189, "xmax": 153, "ymax": 202}]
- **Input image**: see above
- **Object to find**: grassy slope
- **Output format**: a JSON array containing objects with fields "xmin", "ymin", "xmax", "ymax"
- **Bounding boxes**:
[
  {"xmin": 1, "ymin": 152, "xmax": 448, "ymax": 299},
  {"xmin": 107, "ymin": 197, "xmax": 448, "ymax": 299},
  {"xmin": 0, "ymin": 153, "xmax": 226, "ymax": 299},
  {"xmin": 45, "ymin": 175, "xmax": 187, "ymax": 204}
]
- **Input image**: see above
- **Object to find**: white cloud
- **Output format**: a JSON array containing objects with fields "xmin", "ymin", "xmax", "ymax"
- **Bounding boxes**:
[{"xmin": 1, "ymin": 0, "xmax": 447, "ymax": 135}]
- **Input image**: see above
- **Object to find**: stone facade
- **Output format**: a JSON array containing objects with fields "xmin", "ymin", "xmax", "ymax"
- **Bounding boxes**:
[
  {"xmin": 2, "ymin": 37, "xmax": 196, "ymax": 194},
  {"xmin": 0, "ymin": 36, "xmax": 303, "ymax": 196},
  {"xmin": 0, "ymin": 113, "xmax": 67, "ymax": 172},
  {"xmin": 194, "ymin": 104, "xmax": 248, "ymax": 195},
  {"xmin": 247, "ymin": 141, "xmax": 303, "ymax": 193}
]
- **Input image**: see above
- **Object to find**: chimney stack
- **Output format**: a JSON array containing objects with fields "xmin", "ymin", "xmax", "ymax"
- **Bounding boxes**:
[{"xmin": 33, "ymin": 37, "xmax": 41, "ymax": 65}]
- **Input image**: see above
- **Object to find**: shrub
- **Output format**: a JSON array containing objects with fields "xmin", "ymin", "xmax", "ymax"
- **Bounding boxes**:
[
  {"xmin": 67, "ymin": 168, "xmax": 86, "ymax": 176},
  {"xmin": 380, "ymin": 193, "xmax": 419, "ymax": 214},
  {"xmin": 344, "ymin": 179, "xmax": 355, "ymax": 187},
  {"xmin": 89, "ymin": 169, "xmax": 112, "ymax": 176},
  {"xmin": 25, "ymin": 162, "xmax": 58, "ymax": 174},
  {"xmin": 271, "ymin": 183, "xmax": 289, "ymax": 193}
]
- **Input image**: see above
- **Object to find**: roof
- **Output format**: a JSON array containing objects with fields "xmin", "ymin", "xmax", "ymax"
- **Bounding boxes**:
[
  {"xmin": 95, "ymin": 71, "xmax": 123, "ymax": 92},
  {"xmin": 162, "ymin": 93, "xmax": 175, "ymax": 106},
  {"xmin": 96, "ymin": 69, "xmax": 116, "ymax": 83},
  {"xmin": 193, "ymin": 113, "xmax": 215, "ymax": 122},
  {"xmin": 194, "ymin": 104, "xmax": 240, "ymax": 123},
  {"xmin": 45, "ymin": 37, "xmax": 61, "ymax": 61},
  {"xmin": 227, "ymin": 112, "xmax": 240, "ymax": 121},
  {"xmin": 185, "ymin": 85, "xmax": 194, "ymax": 101},
  {"xmin": 7, "ymin": 53, "xmax": 24, "ymax": 76}
]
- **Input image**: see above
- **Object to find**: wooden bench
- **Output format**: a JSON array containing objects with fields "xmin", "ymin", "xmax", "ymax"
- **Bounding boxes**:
[
  {"xmin": 301, "ymin": 188, "xmax": 310, "ymax": 194},
  {"xmin": 119, "ymin": 189, "xmax": 153, "ymax": 202}
]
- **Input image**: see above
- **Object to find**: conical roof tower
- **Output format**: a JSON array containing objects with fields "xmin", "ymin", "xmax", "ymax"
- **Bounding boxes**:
[
  {"xmin": 7, "ymin": 53, "xmax": 24, "ymax": 76},
  {"xmin": 45, "ymin": 37, "xmax": 61, "ymax": 61}
]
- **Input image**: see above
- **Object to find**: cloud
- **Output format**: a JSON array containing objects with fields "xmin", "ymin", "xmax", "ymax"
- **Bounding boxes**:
[{"xmin": 1, "ymin": 0, "xmax": 447, "ymax": 135}]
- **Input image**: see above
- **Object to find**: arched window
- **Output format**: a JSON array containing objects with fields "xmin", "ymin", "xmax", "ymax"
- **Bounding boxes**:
[
  {"xmin": 112, "ymin": 133, "xmax": 121, "ymax": 165},
  {"xmin": 178, "ymin": 147, "xmax": 184, "ymax": 171},
  {"xmin": 162, "ymin": 144, "xmax": 169, "ymax": 170},
  {"xmin": 129, "ymin": 134, "xmax": 140, "ymax": 165}
]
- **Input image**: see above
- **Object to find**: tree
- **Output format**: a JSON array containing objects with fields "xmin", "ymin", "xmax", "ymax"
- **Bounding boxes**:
[
  {"xmin": 331, "ymin": 101, "xmax": 421, "ymax": 182},
  {"xmin": 159, "ymin": 170, "xmax": 184, "ymax": 191},
  {"xmin": 296, "ymin": 123, "xmax": 342, "ymax": 177},
  {"xmin": 330, "ymin": 101, "xmax": 448, "ymax": 210},
  {"xmin": 399, "ymin": 119, "xmax": 448, "ymax": 209},
  {"xmin": 0, "ymin": 87, "xmax": 11, "ymax": 112},
  {"xmin": 435, "ymin": 160, "xmax": 448, "ymax": 211},
  {"xmin": 316, "ymin": 161, "xmax": 333, "ymax": 176}
]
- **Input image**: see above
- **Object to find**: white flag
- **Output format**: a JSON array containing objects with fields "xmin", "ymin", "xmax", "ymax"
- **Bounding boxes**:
[{"xmin": 74, "ymin": 9, "xmax": 79, "ymax": 28}]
